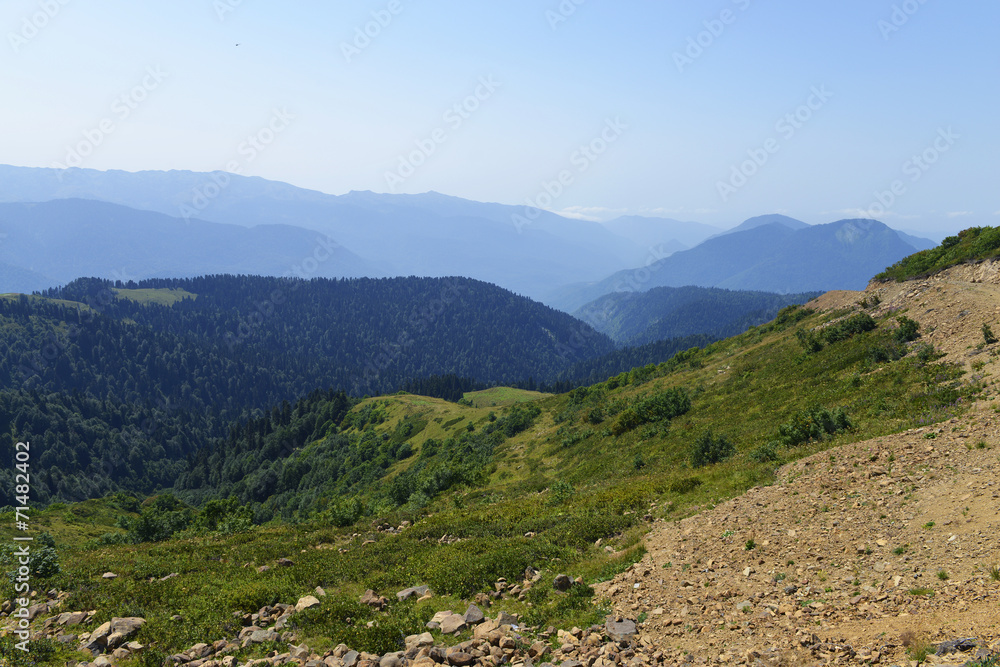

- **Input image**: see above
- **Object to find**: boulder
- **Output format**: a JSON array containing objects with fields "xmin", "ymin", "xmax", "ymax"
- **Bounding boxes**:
[
  {"xmin": 553, "ymin": 574, "xmax": 572, "ymax": 591},
  {"xmin": 462, "ymin": 604, "xmax": 485, "ymax": 625},
  {"xmin": 397, "ymin": 585, "xmax": 430, "ymax": 601},
  {"xmin": 604, "ymin": 616, "xmax": 637, "ymax": 642},
  {"xmin": 296, "ymin": 595, "xmax": 322, "ymax": 612},
  {"xmin": 439, "ymin": 614, "xmax": 467, "ymax": 635}
]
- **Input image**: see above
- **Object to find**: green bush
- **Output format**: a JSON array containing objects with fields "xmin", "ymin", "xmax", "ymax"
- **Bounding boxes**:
[
  {"xmin": 689, "ymin": 431, "xmax": 736, "ymax": 468},
  {"xmin": 611, "ymin": 388, "xmax": 690, "ymax": 435},
  {"xmin": 984, "ymin": 323, "xmax": 997, "ymax": 345},
  {"xmin": 749, "ymin": 441, "xmax": 781, "ymax": 463},
  {"xmin": 668, "ymin": 477, "xmax": 702, "ymax": 494},
  {"xmin": 777, "ymin": 406, "xmax": 852, "ymax": 447},
  {"xmin": 894, "ymin": 316, "xmax": 920, "ymax": 344}
]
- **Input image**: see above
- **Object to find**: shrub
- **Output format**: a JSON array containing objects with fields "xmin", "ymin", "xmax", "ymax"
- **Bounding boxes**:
[
  {"xmin": 984, "ymin": 324, "xmax": 998, "ymax": 345},
  {"xmin": 690, "ymin": 431, "xmax": 736, "ymax": 468},
  {"xmin": 749, "ymin": 441, "xmax": 781, "ymax": 463},
  {"xmin": 548, "ymin": 481, "xmax": 574, "ymax": 505},
  {"xmin": 777, "ymin": 406, "xmax": 851, "ymax": 448},
  {"xmin": 611, "ymin": 388, "xmax": 690, "ymax": 435},
  {"xmin": 668, "ymin": 477, "xmax": 702, "ymax": 494},
  {"xmin": 894, "ymin": 316, "xmax": 920, "ymax": 345}
]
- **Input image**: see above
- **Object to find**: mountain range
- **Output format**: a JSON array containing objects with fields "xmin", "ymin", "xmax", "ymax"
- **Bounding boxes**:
[
  {"xmin": 546, "ymin": 217, "xmax": 934, "ymax": 312},
  {"xmin": 0, "ymin": 165, "xmax": 934, "ymax": 311}
]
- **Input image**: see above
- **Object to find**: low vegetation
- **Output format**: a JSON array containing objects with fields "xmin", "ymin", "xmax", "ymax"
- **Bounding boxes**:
[
  {"xmin": 0, "ymin": 299, "xmax": 985, "ymax": 663},
  {"xmin": 877, "ymin": 226, "xmax": 1000, "ymax": 281}
]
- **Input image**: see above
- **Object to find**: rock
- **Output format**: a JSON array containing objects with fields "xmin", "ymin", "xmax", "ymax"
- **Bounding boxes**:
[
  {"xmin": 447, "ymin": 651, "xmax": 475, "ymax": 666},
  {"xmin": 27, "ymin": 602, "xmax": 49, "ymax": 620},
  {"xmin": 604, "ymin": 616, "xmax": 637, "ymax": 642},
  {"xmin": 343, "ymin": 650, "xmax": 361, "ymax": 667},
  {"xmin": 58, "ymin": 611, "xmax": 88, "ymax": 626},
  {"xmin": 291, "ymin": 644, "xmax": 311, "ymax": 660},
  {"xmin": 463, "ymin": 604, "xmax": 485, "ymax": 625},
  {"xmin": 528, "ymin": 642, "xmax": 549, "ymax": 659},
  {"xmin": 735, "ymin": 601, "xmax": 753, "ymax": 612},
  {"xmin": 430, "ymin": 610, "xmax": 454, "ymax": 624},
  {"xmin": 361, "ymin": 589, "xmax": 389, "ymax": 610},
  {"xmin": 110, "ymin": 617, "xmax": 146, "ymax": 639},
  {"xmin": 88, "ymin": 621, "xmax": 113, "ymax": 646},
  {"xmin": 397, "ymin": 585, "xmax": 431, "ymax": 601},
  {"xmin": 553, "ymin": 574, "xmax": 573, "ymax": 591},
  {"xmin": 102, "ymin": 572, "xmax": 118, "ymax": 579},
  {"xmin": 936, "ymin": 638, "xmax": 979, "ymax": 656},
  {"xmin": 276, "ymin": 558, "xmax": 294, "ymax": 567},
  {"xmin": 439, "ymin": 613, "xmax": 468, "ymax": 634},
  {"xmin": 248, "ymin": 628, "xmax": 280, "ymax": 643},
  {"xmin": 296, "ymin": 595, "xmax": 322, "ymax": 612},
  {"xmin": 381, "ymin": 653, "xmax": 404, "ymax": 667},
  {"xmin": 316, "ymin": 586, "xmax": 327, "ymax": 597},
  {"xmin": 495, "ymin": 611, "xmax": 519, "ymax": 626},
  {"xmin": 257, "ymin": 565, "xmax": 271, "ymax": 573}
]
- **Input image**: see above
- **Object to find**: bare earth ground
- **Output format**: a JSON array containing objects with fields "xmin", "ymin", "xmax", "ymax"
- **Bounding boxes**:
[{"xmin": 597, "ymin": 262, "xmax": 1000, "ymax": 666}]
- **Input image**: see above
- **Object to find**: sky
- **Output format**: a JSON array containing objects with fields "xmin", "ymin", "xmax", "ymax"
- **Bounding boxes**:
[{"xmin": 3, "ymin": 0, "xmax": 998, "ymax": 238}]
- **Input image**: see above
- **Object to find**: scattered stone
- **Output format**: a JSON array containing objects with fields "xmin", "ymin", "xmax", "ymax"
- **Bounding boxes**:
[
  {"xmin": 604, "ymin": 616, "xmax": 637, "ymax": 642},
  {"xmin": 553, "ymin": 574, "xmax": 573, "ymax": 591},
  {"xmin": 101, "ymin": 572, "xmax": 118, "ymax": 579},
  {"xmin": 463, "ymin": 604, "xmax": 485, "ymax": 625},
  {"xmin": 439, "ymin": 613, "xmax": 467, "ymax": 635},
  {"xmin": 936, "ymin": 638, "xmax": 979, "ymax": 656},
  {"xmin": 397, "ymin": 585, "xmax": 430, "ymax": 601},
  {"xmin": 296, "ymin": 595, "xmax": 322, "ymax": 612}
]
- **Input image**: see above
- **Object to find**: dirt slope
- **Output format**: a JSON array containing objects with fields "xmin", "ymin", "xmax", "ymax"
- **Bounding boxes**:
[{"xmin": 597, "ymin": 263, "xmax": 1000, "ymax": 665}]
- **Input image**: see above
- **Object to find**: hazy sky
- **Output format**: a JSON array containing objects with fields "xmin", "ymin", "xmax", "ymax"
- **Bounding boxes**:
[{"xmin": 4, "ymin": 1, "xmax": 997, "ymax": 237}]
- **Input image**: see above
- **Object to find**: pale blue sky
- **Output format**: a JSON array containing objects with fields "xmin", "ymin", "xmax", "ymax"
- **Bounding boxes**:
[{"xmin": 4, "ymin": 0, "xmax": 997, "ymax": 236}]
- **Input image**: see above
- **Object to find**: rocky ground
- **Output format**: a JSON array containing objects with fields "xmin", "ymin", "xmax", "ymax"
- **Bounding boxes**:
[{"xmin": 596, "ymin": 264, "xmax": 1000, "ymax": 665}]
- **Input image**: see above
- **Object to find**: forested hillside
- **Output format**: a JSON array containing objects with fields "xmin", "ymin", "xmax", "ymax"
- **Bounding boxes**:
[
  {"xmin": 574, "ymin": 285, "xmax": 820, "ymax": 345},
  {"xmin": 0, "ymin": 275, "xmax": 615, "ymax": 503}
]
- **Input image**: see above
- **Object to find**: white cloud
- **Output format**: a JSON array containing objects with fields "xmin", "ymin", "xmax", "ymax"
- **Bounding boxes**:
[{"xmin": 946, "ymin": 211, "xmax": 973, "ymax": 218}]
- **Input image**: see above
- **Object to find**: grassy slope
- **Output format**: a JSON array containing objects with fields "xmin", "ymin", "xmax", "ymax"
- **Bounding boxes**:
[
  {"xmin": 462, "ymin": 387, "xmax": 552, "ymax": 408},
  {"xmin": 877, "ymin": 225, "xmax": 1000, "ymax": 281},
  {"xmin": 0, "ymin": 305, "xmax": 983, "ymax": 665},
  {"xmin": 112, "ymin": 287, "xmax": 197, "ymax": 306}
]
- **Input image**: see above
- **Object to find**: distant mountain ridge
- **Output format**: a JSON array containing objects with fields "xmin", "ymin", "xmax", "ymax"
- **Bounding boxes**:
[
  {"xmin": 574, "ymin": 285, "xmax": 821, "ymax": 346},
  {"xmin": 546, "ymin": 218, "xmax": 929, "ymax": 312},
  {"xmin": 0, "ymin": 165, "xmax": 646, "ymax": 300},
  {"xmin": 0, "ymin": 199, "xmax": 378, "ymax": 293},
  {"xmin": 0, "ymin": 165, "xmax": 936, "ymax": 308}
]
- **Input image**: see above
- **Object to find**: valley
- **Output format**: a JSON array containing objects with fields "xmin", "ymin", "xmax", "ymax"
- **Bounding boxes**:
[{"xmin": 1, "ymin": 238, "xmax": 998, "ymax": 665}]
